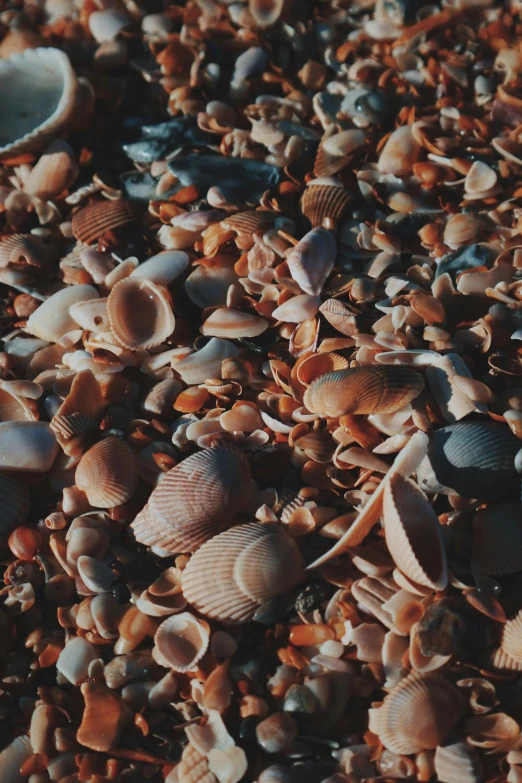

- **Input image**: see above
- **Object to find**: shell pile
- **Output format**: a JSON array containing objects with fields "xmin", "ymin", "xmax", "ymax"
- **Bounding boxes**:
[{"xmin": 3, "ymin": 0, "xmax": 522, "ymax": 782}]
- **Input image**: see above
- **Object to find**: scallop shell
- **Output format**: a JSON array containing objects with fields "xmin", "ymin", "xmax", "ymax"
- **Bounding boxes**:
[
  {"xmin": 287, "ymin": 228, "xmax": 337, "ymax": 296},
  {"xmin": 27, "ymin": 284, "xmax": 98, "ymax": 343},
  {"xmin": 200, "ymin": 308, "xmax": 268, "ymax": 338},
  {"xmin": 72, "ymin": 199, "xmax": 142, "ymax": 245},
  {"xmin": 434, "ymin": 739, "xmax": 484, "ymax": 783},
  {"xmin": 75, "ymin": 436, "xmax": 138, "ymax": 508},
  {"xmin": 0, "ymin": 48, "xmax": 77, "ymax": 158},
  {"xmin": 0, "ymin": 234, "xmax": 48, "ymax": 269},
  {"xmin": 24, "ymin": 139, "xmax": 78, "ymax": 200},
  {"xmin": 416, "ymin": 421, "xmax": 520, "ymax": 500},
  {"xmin": 77, "ymin": 682, "xmax": 127, "ymax": 752},
  {"xmin": 182, "ymin": 522, "xmax": 305, "ymax": 623},
  {"xmin": 303, "ymin": 365, "xmax": 424, "ymax": 418},
  {"xmin": 498, "ymin": 609, "xmax": 522, "ymax": 664},
  {"xmin": 369, "ymin": 672, "xmax": 465, "ymax": 754},
  {"xmin": 383, "ymin": 474, "xmax": 447, "ymax": 590},
  {"xmin": 0, "ymin": 422, "xmax": 59, "ymax": 472},
  {"xmin": 153, "ymin": 612, "xmax": 209, "ymax": 671},
  {"xmin": 133, "ymin": 444, "xmax": 251, "ymax": 553},
  {"xmin": 471, "ymin": 502, "xmax": 522, "ymax": 577},
  {"xmin": 107, "ymin": 277, "xmax": 175, "ymax": 350},
  {"xmin": 221, "ymin": 210, "xmax": 277, "ymax": 234},
  {"xmin": 0, "ymin": 472, "xmax": 30, "ymax": 538},
  {"xmin": 301, "ymin": 186, "xmax": 352, "ymax": 228}
]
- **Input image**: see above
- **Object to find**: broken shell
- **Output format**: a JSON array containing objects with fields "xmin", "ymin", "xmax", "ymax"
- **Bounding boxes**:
[
  {"xmin": 75, "ymin": 437, "xmax": 138, "ymax": 508},
  {"xmin": 286, "ymin": 228, "xmax": 337, "ymax": 295},
  {"xmin": 465, "ymin": 161, "xmax": 497, "ymax": 194},
  {"xmin": 24, "ymin": 139, "xmax": 78, "ymax": 200},
  {"xmin": 319, "ymin": 299, "xmax": 360, "ymax": 337},
  {"xmin": 182, "ymin": 522, "xmax": 305, "ymax": 623},
  {"xmin": 107, "ymin": 277, "xmax": 175, "ymax": 350},
  {"xmin": 175, "ymin": 338, "xmax": 238, "ymax": 385},
  {"xmin": 377, "ymin": 126, "xmax": 421, "ymax": 176},
  {"xmin": 0, "ymin": 421, "xmax": 59, "ymax": 471},
  {"xmin": 26, "ymin": 284, "xmax": 98, "ymax": 343},
  {"xmin": 72, "ymin": 199, "xmax": 142, "ymax": 245},
  {"xmin": 77, "ymin": 682, "xmax": 127, "ymax": 752},
  {"xmin": 153, "ymin": 612, "xmax": 209, "ymax": 671},
  {"xmin": 303, "ymin": 365, "xmax": 424, "ymax": 418},
  {"xmin": 471, "ymin": 502, "xmax": 522, "ymax": 577},
  {"xmin": 434, "ymin": 739, "xmax": 484, "ymax": 783},
  {"xmin": 56, "ymin": 636, "xmax": 99, "ymax": 685},
  {"xmin": 201, "ymin": 308, "xmax": 268, "ymax": 338}
]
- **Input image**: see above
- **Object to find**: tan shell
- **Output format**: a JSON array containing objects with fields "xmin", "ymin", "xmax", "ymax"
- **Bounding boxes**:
[
  {"xmin": 77, "ymin": 682, "xmax": 127, "ymax": 752},
  {"xmin": 72, "ymin": 199, "xmax": 142, "ymax": 245},
  {"xmin": 75, "ymin": 436, "xmax": 138, "ymax": 508},
  {"xmin": 201, "ymin": 308, "xmax": 268, "ymax": 338},
  {"xmin": 153, "ymin": 612, "xmax": 209, "ymax": 671},
  {"xmin": 50, "ymin": 369, "xmax": 105, "ymax": 455},
  {"xmin": 377, "ymin": 126, "xmax": 421, "ymax": 176},
  {"xmin": 182, "ymin": 522, "xmax": 305, "ymax": 623},
  {"xmin": 133, "ymin": 444, "xmax": 251, "ymax": 553},
  {"xmin": 471, "ymin": 502, "xmax": 522, "ymax": 577},
  {"xmin": 287, "ymin": 228, "xmax": 337, "ymax": 295},
  {"xmin": 221, "ymin": 210, "xmax": 277, "ymax": 234},
  {"xmin": 434, "ymin": 740, "xmax": 484, "ymax": 783},
  {"xmin": 107, "ymin": 277, "xmax": 175, "ymax": 350},
  {"xmin": 369, "ymin": 672, "xmax": 465, "ymax": 754},
  {"xmin": 303, "ymin": 365, "xmax": 424, "ymax": 418},
  {"xmin": 0, "ymin": 234, "xmax": 47, "ymax": 269},
  {"xmin": 383, "ymin": 474, "xmax": 447, "ymax": 590},
  {"xmin": 319, "ymin": 298, "xmax": 360, "ymax": 336},
  {"xmin": 301, "ymin": 186, "xmax": 351, "ymax": 228},
  {"xmin": 178, "ymin": 743, "xmax": 217, "ymax": 783},
  {"xmin": 27, "ymin": 284, "xmax": 98, "ymax": 343},
  {"xmin": 24, "ymin": 139, "xmax": 78, "ymax": 200}
]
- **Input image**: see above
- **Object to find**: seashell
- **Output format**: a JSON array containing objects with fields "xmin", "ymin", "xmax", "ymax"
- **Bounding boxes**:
[
  {"xmin": 133, "ymin": 444, "xmax": 251, "ymax": 553},
  {"xmin": 178, "ymin": 743, "xmax": 217, "ymax": 783},
  {"xmin": 369, "ymin": 672, "xmax": 465, "ymax": 754},
  {"xmin": 319, "ymin": 299, "xmax": 361, "ymax": 336},
  {"xmin": 221, "ymin": 210, "xmax": 277, "ymax": 234},
  {"xmin": 426, "ymin": 353, "xmax": 486, "ymax": 423},
  {"xmin": 323, "ymin": 130, "xmax": 366, "ymax": 157},
  {"xmin": 175, "ymin": 338, "xmax": 238, "ymax": 385},
  {"xmin": 153, "ymin": 612, "xmax": 209, "ymax": 671},
  {"xmin": 220, "ymin": 405, "xmax": 264, "ymax": 432},
  {"xmin": 185, "ymin": 264, "xmax": 240, "ymax": 309},
  {"xmin": 27, "ymin": 284, "xmax": 98, "ymax": 343},
  {"xmin": 0, "ymin": 48, "xmax": 77, "ymax": 158},
  {"xmin": 303, "ymin": 365, "xmax": 424, "ymax": 418},
  {"xmin": 272, "ymin": 295, "xmax": 320, "ymax": 323},
  {"xmin": 465, "ymin": 161, "xmax": 497, "ymax": 194},
  {"xmin": 208, "ymin": 747, "xmax": 248, "ymax": 783},
  {"xmin": 56, "ymin": 636, "xmax": 99, "ymax": 685},
  {"xmin": 77, "ymin": 555, "xmax": 117, "ymax": 593},
  {"xmin": 377, "ymin": 126, "xmax": 421, "ymax": 176},
  {"xmin": 471, "ymin": 502, "xmax": 522, "ymax": 577},
  {"xmin": 416, "ymin": 421, "xmax": 520, "ymax": 500},
  {"xmin": 50, "ymin": 369, "xmax": 105, "ymax": 454},
  {"xmin": 0, "ymin": 385, "xmax": 36, "ymax": 421},
  {"xmin": 0, "ymin": 472, "xmax": 30, "ymax": 538},
  {"xmin": 248, "ymin": 0, "xmax": 285, "ymax": 27},
  {"xmin": 383, "ymin": 474, "xmax": 447, "ymax": 590},
  {"xmin": 443, "ymin": 214, "xmax": 484, "ymax": 248},
  {"xmin": 72, "ymin": 199, "xmax": 142, "ymax": 245},
  {"xmin": 201, "ymin": 308, "xmax": 268, "ymax": 338},
  {"xmin": 75, "ymin": 437, "xmax": 137, "ymax": 508},
  {"xmin": 0, "ymin": 234, "xmax": 47, "ymax": 270},
  {"xmin": 497, "ymin": 609, "xmax": 522, "ymax": 664},
  {"xmin": 465, "ymin": 713, "xmax": 520, "ymax": 751},
  {"xmin": 0, "ymin": 736, "xmax": 33, "ymax": 783},
  {"xmin": 434, "ymin": 739, "xmax": 484, "ymax": 783},
  {"xmin": 169, "ymin": 154, "xmax": 280, "ymax": 203},
  {"xmin": 131, "ymin": 250, "xmax": 189, "ymax": 285},
  {"xmin": 89, "ymin": 9, "xmax": 129, "ymax": 44},
  {"xmin": 0, "ymin": 421, "xmax": 59, "ymax": 472},
  {"xmin": 182, "ymin": 522, "xmax": 305, "ymax": 623},
  {"xmin": 77, "ymin": 682, "xmax": 128, "ymax": 752},
  {"xmin": 301, "ymin": 186, "xmax": 351, "ymax": 228},
  {"xmin": 286, "ymin": 228, "xmax": 337, "ymax": 295},
  {"xmin": 24, "ymin": 140, "xmax": 78, "ymax": 200},
  {"xmin": 107, "ymin": 277, "xmax": 175, "ymax": 350}
]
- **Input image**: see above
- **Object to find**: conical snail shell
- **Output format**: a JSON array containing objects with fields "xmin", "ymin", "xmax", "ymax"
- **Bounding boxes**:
[
  {"xmin": 303, "ymin": 365, "xmax": 424, "ymax": 418},
  {"xmin": 75, "ymin": 436, "xmax": 138, "ymax": 508},
  {"xmin": 132, "ymin": 444, "xmax": 251, "ymax": 553},
  {"xmin": 182, "ymin": 522, "xmax": 305, "ymax": 623},
  {"xmin": 107, "ymin": 277, "xmax": 175, "ymax": 351}
]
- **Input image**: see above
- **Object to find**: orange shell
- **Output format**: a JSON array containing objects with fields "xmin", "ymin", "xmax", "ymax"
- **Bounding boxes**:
[{"xmin": 107, "ymin": 277, "xmax": 175, "ymax": 350}]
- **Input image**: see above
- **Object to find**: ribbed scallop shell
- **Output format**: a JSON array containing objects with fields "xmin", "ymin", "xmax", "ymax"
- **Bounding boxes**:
[
  {"xmin": 434, "ymin": 740, "xmax": 483, "ymax": 783},
  {"xmin": 0, "ymin": 234, "xmax": 47, "ymax": 269},
  {"xmin": 471, "ymin": 502, "xmax": 522, "ymax": 577},
  {"xmin": 153, "ymin": 612, "xmax": 209, "ymax": 672},
  {"xmin": 107, "ymin": 277, "xmax": 175, "ymax": 350},
  {"xmin": 301, "ymin": 186, "xmax": 351, "ymax": 228},
  {"xmin": 498, "ymin": 609, "xmax": 522, "ymax": 663},
  {"xmin": 303, "ymin": 365, "xmax": 424, "ymax": 418},
  {"xmin": 417, "ymin": 421, "xmax": 520, "ymax": 500},
  {"xmin": 72, "ymin": 199, "xmax": 142, "ymax": 245},
  {"xmin": 133, "ymin": 444, "xmax": 251, "ymax": 553},
  {"xmin": 0, "ymin": 471, "xmax": 30, "ymax": 537},
  {"xmin": 75, "ymin": 436, "xmax": 137, "ymax": 508},
  {"xmin": 182, "ymin": 522, "xmax": 305, "ymax": 623},
  {"xmin": 370, "ymin": 672, "xmax": 465, "ymax": 754},
  {"xmin": 221, "ymin": 210, "xmax": 277, "ymax": 234},
  {"xmin": 383, "ymin": 474, "xmax": 447, "ymax": 590}
]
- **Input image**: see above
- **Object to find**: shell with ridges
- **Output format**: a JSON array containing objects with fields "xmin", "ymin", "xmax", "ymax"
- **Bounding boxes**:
[
  {"xmin": 434, "ymin": 739, "xmax": 484, "ymax": 783},
  {"xmin": 498, "ymin": 609, "xmax": 522, "ymax": 664},
  {"xmin": 72, "ymin": 199, "xmax": 142, "ymax": 245},
  {"xmin": 0, "ymin": 234, "xmax": 47, "ymax": 269},
  {"xmin": 75, "ymin": 436, "xmax": 137, "ymax": 508},
  {"xmin": 153, "ymin": 612, "xmax": 209, "ymax": 671},
  {"xmin": 471, "ymin": 502, "xmax": 522, "ymax": 577},
  {"xmin": 221, "ymin": 210, "xmax": 277, "ymax": 233},
  {"xmin": 301, "ymin": 185, "xmax": 351, "ymax": 228},
  {"xmin": 178, "ymin": 743, "xmax": 217, "ymax": 783},
  {"xmin": 107, "ymin": 277, "xmax": 175, "ymax": 350}
]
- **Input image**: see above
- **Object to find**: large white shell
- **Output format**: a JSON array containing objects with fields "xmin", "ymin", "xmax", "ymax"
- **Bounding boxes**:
[
  {"xmin": 0, "ymin": 422, "xmax": 59, "ymax": 472},
  {"xmin": 26, "ymin": 284, "xmax": 98, "ymax": 343},
  {"xmin": 175, "ymin": 338, "xmax": 238, "ymax": 385},
  {"xmin": 131, "ymin": 250, "xmax": 189, "ymax": 285}
]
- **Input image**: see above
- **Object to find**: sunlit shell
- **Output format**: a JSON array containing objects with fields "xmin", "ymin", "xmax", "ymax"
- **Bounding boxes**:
[
  {"xmin": 182, "ymin": 522, "xmax": 305, "ymax": 623},
  {"xmin": 383, "ymin": 474, "xmax": 447, "ymax": 590},
  {"xmin": 72, "ymin": 199, "xmax": 142, "ymax": 245},
  {"xmin": 301, "ymin": 186, "xmax": 351, "ymax": 228},
  {"xmin": 27, "ymin": 284, "xmax": 98, "ymax": 343},
  {"xmin": 303, "ymin": 365, "xmax": 424, "ymax": 418},
  {"xmin": 434, "ymin": 739, "xmax": 484, "ymax": 783},
  {"xmin": 77, "ymin": 682, "xmax": 127, "ymax": 752},
  {"xmin": 0, "ymin": 421, "xmax": 59, "ymax": 472},
  {"xmin": 107, "ymin": 277, "xmax": 175, "ymax": 350},
  {"xmin": 75, "ymin": 437, "xmax": 137, "ymax": 508},
  {"xmin": 0, "ymin": 48, "xmax": 77, "ymax": 158},
  {"xmin": 153, "ymin": 612, "xmax": 209, "ymax": 671},
  {"xmin": 0, "ymin": 385, "xmax": 36, "ymax": 421},
  {"xmin": 221, "ymin": 210, "xmax": 277, "ymax": 234},
  {"xmin": 0, "ymin": 472, "xmax": 30, "ymax": 539},
  {"xmin": 377, "ymin": 126, "xmax": 421, "ymax": 176},
  {"xmin": 369, "ymin": 672, "xmax": 465, "ymax": 754},
  {"xmin": 286, "ymin": 228, "xmax": 337, "ymax": 295},
  {"xmin": 175, "ymin": 338, "xmax": 238, "ymax": 385},
  {"xmin": 133, "ymin": 444, "xmax": 251, "ymax": 553},
  {"xmin": 471, "ymin": 502, "xmax": 522, "ymax": 577},
  {"xmin": 24, "ymin": 139, "xmax": 78, "ymax": 200},
  {"xmin": 272, "ymin": 295, "xmax": 320, "ymax": 323},
  {"xmin": 201, "ymin": 308, "xmax": 268, "ymax": 338}
]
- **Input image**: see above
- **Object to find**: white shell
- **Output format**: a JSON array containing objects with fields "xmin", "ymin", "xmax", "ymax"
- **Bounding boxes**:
[
  {"xmin": 0, "ymin": 422, "xmax": 59, "ymax": 472},
  {"xmin": 26, "ymin": 285, "xmax": 98, "ymax": 343},
  {"xmin": 131, "ymin": 251, "xmax": 189, "ymax": 285}
]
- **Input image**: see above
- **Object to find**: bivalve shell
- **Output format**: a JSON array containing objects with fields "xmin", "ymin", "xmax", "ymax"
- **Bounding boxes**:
[
  {"xmin": 72, "ymin": 199, "xmax": 142, "ymax": 245},
  {"xmin": 75, "ymin": 436, "xmax": 138, "ymax": 508},
  {"xmin": 27, "ymin": 284, "xmax": 98, "ymax": 343},
  {"xmin": 153, "ymin": 612, "xmax": 209, "ymax": 671},
  {"xmin": 201, "ymin": 308, "xmax": 268, "ymax": 338},
  {"xmin": 286, "ymin": 228, "xmax": 337, "ymax": 295},
  {"xmin": 434, "ymin": 739, "xmax": 484, "ymax": 783},
  {"xmin": 131, "ymin": 250, "xmax": 189, "ymax": 285},
  {"xmin": 377, "ymin": 126, "xmax": 421, "ymax": 176},
  {"xmin": 301, "ymin": 186, "xmax": 351, "ymax": 228},
  {"xmin": 107, "ymin": 277, "xmax": 175, "ymax": 350}
]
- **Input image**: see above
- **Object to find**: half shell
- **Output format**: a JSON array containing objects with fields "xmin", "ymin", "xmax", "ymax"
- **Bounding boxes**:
[
  {"xmin": 72, "ymin": 199, "xmax": 142, "ymax": 245},
  {"xmin": 153, "ymin": 612, "xmax": 209, "ymax": 671},
  {"xmin": 75, "ymin": 436, "xmax": 138, "ymax": 508},
  {"xmin": 286, "ymin": 228, "xmax": 337, "ymax": 295},
  {"xmin": 471, "ymin": 502, "xmax": 522, "ymax": 577},
  {"xmin": 301, "ymin": 186, "xmax": 351, "ymax": 228},
  {"xmin": 434, "ymin": 739, "xmax": 484, "ymax": 783},
  {"xmin": 107, "ymin": 277, "xmax": 175, "ymax": 350}
]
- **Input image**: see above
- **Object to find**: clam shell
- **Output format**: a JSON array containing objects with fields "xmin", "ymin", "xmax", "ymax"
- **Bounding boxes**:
[
  {"xmin": 383, "ymin": 474, "xmax": 447, "ymax": 590},
  {"xmin": 303, "ymin": 365, "xmax": 424, "ymax": 418},
  {"xmin": 27, "ymin": 284, "xmax": 98, "ymax": 343},
  {"xmin": 76, "ymin": 437, "xmax": 137, "ymax": 508},
  {"xmin": 301, "ymin": 186, "xmax": 351, "ymax": 228},
  {"xmin": 370, "ymin": 672, "xmax": 465, "ymax": 754},
  {"xmin": 0, "ymin": 385, "xmax": 36, "ymax": 421},
  {"xmin": 182, "ymin": 522, "xmax": 305, "ymax": 623},
  {"xmin": 72, "ymin": 199, "xmax": 142, "ymax": 245},
  {"xmin": 377, "ymin": 126, "xmax": 421, "ymax": 176},
  {"xmin": 0, "ymin": 472, "xmax": 30, "ymax": 537},
  {"xmin": 131, "ymin": 250, "xmax": 189, "ymax": 285},
  {"xmin": 416, "ymin": 421, "xmax": 520, "ymax": 500},
  {"xmin": 24, "ymin": 139, "xmax": 78, "ymax": 200},
  {"xmin": 107, "ymin": 277, "xmax": 175, "ymax": 350},
  {"xmin": 287, "ymin": 228, "xmax": 337, "ymax": 295},
  {"xmin": 153, "ymin": 612, "xmax": 209, "ymax": 671},
  {"xmin": 0, "ymin": 422, "xmax": 59, "ymax": 472},
  {"xmin": 434, "ymin": 739, "xmax": 484, "ymax": 783},
  {"xmin": 221, "ymin": 210, "xmax": 277, "ymax": 234},
  {"xmin": 471, "ymin": 502, "xmax": 522, "ymax": 577},
  {"xmin": 133, "ymin": 444, "xmax": 251, "ymax": 553},
  {"xmin": 0, "ymin": 48, "xmax": 77, "ymax": 158},
  {"xmin": 201, "ymin": 308, "xmax": 268, "ymax": 338},
  {"xmin": 77, "ymin": 682, "xmax": 127, "ymax": 752},
  {"xmin": 272, "ymin": 295, "xmax": 320, "ymax": 323},
  {"xmin": 0, "ymin": 234, "xmax": 47, "ymax": 270},
  {"xmin": 498, "ymin": 609, "xmax": 522, "ymax": 664}
]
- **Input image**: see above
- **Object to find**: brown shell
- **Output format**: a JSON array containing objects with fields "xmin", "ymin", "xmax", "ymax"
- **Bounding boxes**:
[
  {"xmin": 0, "ymin": 234, "xmax": 47, "ymax": 269},
  {"xmin": 303, "ymin": 365, "xmax": 424, "ymax": 418},
  {"xmin": 182, "ymin": 522, "xmax": 305, "ymax": 623},
  {"xmin": 153, "ymin": 612, "xmax": 209, "ymax": 672},
  {"xmin": 50, "ymin": 369, "xmax": 105, "ymax": 454},
  {"xmin": 75, "ymin": 436, "xmax": 138, "ymax": 508},
  {"xmin": 133, "ymin": 444, "xmax": 251, "ymax": 553},
  {"xmin": 301, "ymin": 186, "xmax": 351, "ymax": 228},
  {"xmin": 434, "ymin": 740, "xmax": 483, "ymax": 783},
  {"xmin": 319, "ymin": 298, "xmax": 361, "ymax": 336},
  {"xmin": 221, "ymin": 210, "xmax": 277, "ymax": 234},
  {"xmin": 76, "ymin": 682, "xmax": 126, "ymax": 752},
  {"xmin": 72, "ymin": 199, "xmax": 142, "ymax": 245},
  {"xmin": 314, "ymin": 142, "xmax": 351, "ymax": 178},
  {"xmin": 471, "ymin": 502, "xmax": 522, "ymax": 577},
  {"xmin": 107, "ymin": 277, "xmax": 175, "ymax": 350},
  {"xmin": 370, "ymin": 672, "xmax": 465, "ymax": 755}
]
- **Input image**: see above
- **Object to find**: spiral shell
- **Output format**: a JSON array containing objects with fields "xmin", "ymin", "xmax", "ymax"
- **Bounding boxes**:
[
  {"xmin": 434, "ymin": 739, "xmax": 484, "ymax": 783},
  {"xmin": 132, "ymin": 444, "xmax": 251, "ymax": 553},
  {"xmin": 107, "ymin": 277, "xmax": 175, "ymax": 350},
  {"xmin": 153, "ymin": 612, "xmax": 209, "ymax": 671},
  {"xmin": 75, "ymin": 436, "xmax": 138, "ymax": 508},
  {"xmin": 301, "ymin": 186, "xmax": 351, "ymax": 228},
  {"xmin": 471, "ymin": 502, "xmax": 522, "ymax": 577},
  {"xmin": 182, "ymin": 522, "xmax": 305, "ymax": 623},
  {"xmin": 72, "ymin": 199, "xmax": 142, "ymax": 245},
  {"xmin": 304, "ymin": 365, "xmax": 424, "ymax": 418}
]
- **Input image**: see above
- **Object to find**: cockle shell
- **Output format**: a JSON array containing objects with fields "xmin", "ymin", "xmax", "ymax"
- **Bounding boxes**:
[
  {"xmin": 77, "ymin": 682, "xmax": 128, "ymax": 752},
  {"xmin": 0, "ymin": 421, "xmax": 59, "ymax": 471},
  {"xmin": 286, "ymin": 228, "xmax": 337, "ymax": 295},
  {"xmin": 24, "ymin": 139, "xmax": 78, "ymax": 200},
  {"xmin": 26, "ymin": 284, "xmax": 98, "ymax": 343},
  {"xmin": 132, "ymin": 444, "xmax": 251, "ymax": 553},
  {"xmin": 497, "ymin": 609, "xmax": 522, "ymax": 664},
  {"xmin": 182, "ymin": 522, "xmax": 305, "ymax": 623},
  {"xmin": 72, "ymin": 199, "xmax": 142, "ymax": 245},
  {"xmin": 471, "ymin": 502, "xmax": 522, "ymax": 577},
  {"xmin": 107, "ymin": 277, "xmax": 175, "ymax": 350},
  {"xmin": 383, "ymin": 474, "xmax": 447, "ymax": 590},
  {"xmin": 153, "ymin": 612, "xmax": 209, "ymax": 671},
  {"xmin": 369, "ymin": 672, "xmax": 465, "ymax": 754},
  {"xmin": 76, "ymin": 436, "xmax": 137, "ymax": 508},
  {"xmin": 221, "ymin": 210, "xmax": 277, "ymax": 234},
  {"xmin": 434, "ymin": 739, "xmax": 484, "ymax": 783},
  {"xmin": 0, "ymin": 234, "xmax": 47, "ymax": 270},
  {"xmin": 301, "ymin": 186, "xmax": 351, "ymax": 228},
  {"xmin": 303, "ymin": 365, "xmax": 424, "ymax": 418},
  {"xmin": 0, "ymin": 48, "xmax": 77, "ymax": 158}
]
